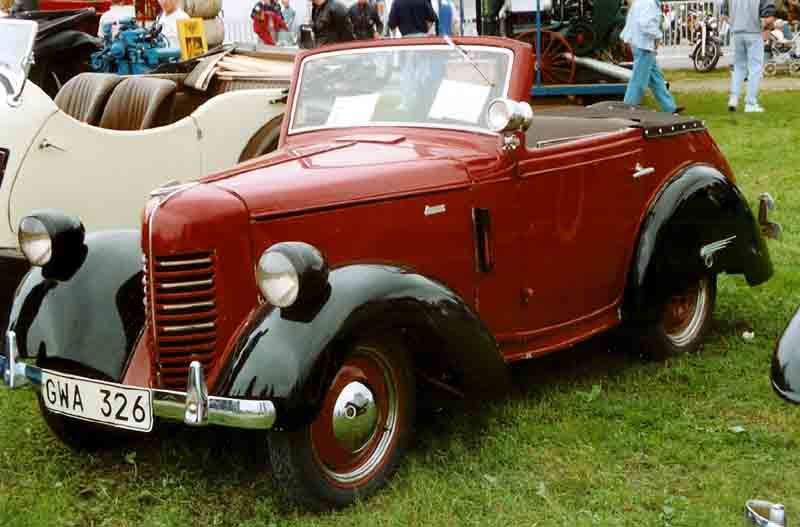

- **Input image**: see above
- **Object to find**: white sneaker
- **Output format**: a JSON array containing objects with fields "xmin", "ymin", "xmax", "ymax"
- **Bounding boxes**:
[
  {"xmin": 727, "ymin": 96, "xmax": 738, "ymax": 112},
  {"xmin": 744, "ymin": 103, "xmax": 765, "ymax": 113}
]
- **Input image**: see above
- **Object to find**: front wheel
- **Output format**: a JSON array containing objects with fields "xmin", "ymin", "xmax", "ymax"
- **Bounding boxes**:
[
  {"xmin": 641, "ymin": 274, "xmax": 717, "ymax": 360},
  {"xmin": 693, "ymin": 41, "xmax": 721, "ymax": 72},
  {"xmin": 268, "ymin": 339, "xmax": 416, "ymax": 510}
]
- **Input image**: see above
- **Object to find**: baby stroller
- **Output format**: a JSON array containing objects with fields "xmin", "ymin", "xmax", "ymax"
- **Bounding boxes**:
[{"xmin": 764, "ymin": 27, "xmax": 800, "ymax": 76}]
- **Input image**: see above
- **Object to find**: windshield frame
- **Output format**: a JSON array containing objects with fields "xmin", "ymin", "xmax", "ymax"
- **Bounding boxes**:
[
  {"xmin": 0, "ymin": 18, "xmax": 37, "ymax": 107},
  {"xmin": 287, "ymin": 44, "xmax": 515, "ymax": 137}
]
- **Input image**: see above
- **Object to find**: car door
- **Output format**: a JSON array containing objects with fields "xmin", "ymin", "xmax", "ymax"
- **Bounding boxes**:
[
  {"xmin": 469, "ymin": 156, "xmax": 525, "ymax": 339},
  {"xmin": 514, "ymin": 129, "xmax": 650, "ymax": 342}
]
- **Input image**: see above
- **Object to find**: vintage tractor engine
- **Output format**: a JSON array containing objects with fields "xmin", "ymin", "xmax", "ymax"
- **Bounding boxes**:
[{"xmin": 90, "ymin": 17, "xmax": 181, "ymax": 75}]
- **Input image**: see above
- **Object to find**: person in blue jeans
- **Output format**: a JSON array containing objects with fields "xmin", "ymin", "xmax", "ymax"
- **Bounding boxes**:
[
  {"xmin": 721, "ymin": 0, "xmax": 776, "ymax": 112},
  {"xmin": 621, "ymin": 0, "xmax": 680, "ymax": 113}
]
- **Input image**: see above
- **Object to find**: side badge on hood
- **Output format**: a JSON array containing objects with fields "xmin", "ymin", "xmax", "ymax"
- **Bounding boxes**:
[{"xmin": 424, "ymin": 204, "xmax": 446, "ymax": 216}]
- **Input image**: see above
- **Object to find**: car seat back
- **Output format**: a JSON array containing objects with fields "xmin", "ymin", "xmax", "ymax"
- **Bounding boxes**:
[
  {"xmin": 99, "ymin": 77, "xmax": 177, "ymax": 131},
  {"xmin": 54, "ymin": 73, "xmax": 123, "ymax": 126}
]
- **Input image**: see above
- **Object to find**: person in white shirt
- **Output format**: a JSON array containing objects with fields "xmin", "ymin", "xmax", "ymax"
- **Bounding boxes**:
[
  {"xmin": 156, "ymin": 0, "xmax": 190, "ymax": 48},
  {"xmin": 97, "ymin": 0, "xmax": 136, "ymax": 38}
]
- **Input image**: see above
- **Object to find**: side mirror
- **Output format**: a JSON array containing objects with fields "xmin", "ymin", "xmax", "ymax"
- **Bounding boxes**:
[
  {"xmin": 486, "ymin": 98, "xmax": 533, "ymax": 133},
  {"xmin": 0, "ymin": 19, "xmax": 37, "ymax": 107}
]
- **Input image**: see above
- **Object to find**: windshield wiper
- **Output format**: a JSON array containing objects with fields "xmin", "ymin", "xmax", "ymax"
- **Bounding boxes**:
[{"xmin": 443, "ymin": 35, "xmax": 494, "ymax": 87}]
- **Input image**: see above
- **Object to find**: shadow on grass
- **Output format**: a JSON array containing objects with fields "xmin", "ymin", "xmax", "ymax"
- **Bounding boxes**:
[{"xmin": 62, "ymin": 324, "xmax": 739, "ymax": 516}]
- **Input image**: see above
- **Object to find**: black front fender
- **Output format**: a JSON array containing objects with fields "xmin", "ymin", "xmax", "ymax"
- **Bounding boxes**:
[
  {"xmin": 216, "ymin": 264, "xmax": 509, "ymax": 429},
  {"xmin": 772, "ymin": 307, "xmax": 800, "ymax": 404},
  {"xmin": 624, "ymin": 164, "xmax": 773, "ymax": 324},
  {"xmin": 9, "ymin": 230, "xmax": 144, "ymax": 381}
]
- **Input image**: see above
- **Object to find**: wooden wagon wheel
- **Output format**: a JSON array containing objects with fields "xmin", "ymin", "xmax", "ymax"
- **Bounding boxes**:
[{"xmin": 517, "ymin": 30, "xmax": 577, "ymax": 84}]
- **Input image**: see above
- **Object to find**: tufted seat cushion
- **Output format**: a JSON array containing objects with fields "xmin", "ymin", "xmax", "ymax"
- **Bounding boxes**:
[
  {"xmin": 54, "ymin": 73, "xmax": 123, "ymax": 126},
  {"xmin": 98, "ymin": 77, "xmax": 178, "ymax": 131}
]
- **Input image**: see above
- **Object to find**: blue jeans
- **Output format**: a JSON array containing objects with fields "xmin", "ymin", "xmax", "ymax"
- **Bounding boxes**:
[
  {"xmin": 731, "ymin": 32, "xmax": 764, "ymax": 106},
  {"xmin": 624, "ymin": 47, "xmax": 677, "ymax": 113}
]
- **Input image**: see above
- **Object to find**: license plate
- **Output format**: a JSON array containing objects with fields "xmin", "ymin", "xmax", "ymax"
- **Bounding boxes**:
[{"xmin": 40, "ymin": 370, "xmax": 153, "ymax": 432}]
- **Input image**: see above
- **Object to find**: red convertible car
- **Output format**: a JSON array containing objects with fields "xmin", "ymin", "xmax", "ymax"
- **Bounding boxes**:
[{"xmin": 1, "ymin": 36, "xmax": 779, "ymax": 510}]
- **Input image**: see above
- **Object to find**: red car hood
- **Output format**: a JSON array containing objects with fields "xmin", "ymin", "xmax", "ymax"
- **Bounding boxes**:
[{"xmin": 206, "ymin": 133, "xmax": 493, "ymax": 219}]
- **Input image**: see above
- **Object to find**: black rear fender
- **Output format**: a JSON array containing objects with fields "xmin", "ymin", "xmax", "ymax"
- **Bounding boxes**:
[{"xmin": 624, "ymin": 164, "xmax": 772, "ymax": 325}]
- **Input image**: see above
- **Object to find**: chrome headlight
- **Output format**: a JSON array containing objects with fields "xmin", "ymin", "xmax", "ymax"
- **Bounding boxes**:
[
  {"xmin": 17, "ymin": 210, "xmax": 86, "ymax": 278},
  {"xmin": 487, "ymin": 98, "xmax": 533, "ymax": 133},
  {"xmin": 256, "ymin": 242, "xmax": 329, "ymax": 309},
  {"xmin": 257, "ymin": 250, "xmax": 299, "ymax": 307},
  {"xmin": 18, "ymin": 216, "xmax": 52, "ymax": 266}
]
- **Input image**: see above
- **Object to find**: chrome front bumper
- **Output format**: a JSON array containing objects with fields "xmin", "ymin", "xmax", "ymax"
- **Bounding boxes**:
[{"xmin": 1, "ymin": 330, "xmax": 276, "ymax": 431}]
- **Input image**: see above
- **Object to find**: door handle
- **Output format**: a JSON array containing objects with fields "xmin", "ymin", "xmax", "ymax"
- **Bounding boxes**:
[
  {"xmin": 632, "ymin": 163, "xmax": 655, "ymax": 179},
  {"xmin": 38, "ymin": 139, "xmax": 67, "ymax": 152}
]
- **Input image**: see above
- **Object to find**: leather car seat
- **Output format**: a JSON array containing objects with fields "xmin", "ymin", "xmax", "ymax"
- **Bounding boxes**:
[
  {"xmin": 53, "ymin": 73, "xmax": 123, "ymax": 126},
  {"xmin": 98, "ymin": 77, "xmax": 178, "ymax": 131}
]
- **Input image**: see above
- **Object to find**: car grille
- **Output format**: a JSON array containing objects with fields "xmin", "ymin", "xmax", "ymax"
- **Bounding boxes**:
[{"xmin": 144, "ymin": 251, "xmax": 218, "ymax": 389}]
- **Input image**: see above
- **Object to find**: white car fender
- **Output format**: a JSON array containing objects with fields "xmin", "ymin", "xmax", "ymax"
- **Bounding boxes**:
[
  {"xmin": 9, "ymin": 110, "xmax": 203, "ymax": 245},
  {"xmin": 2, "ymin": 86, "xmax": 287, "ymax": 251},
  {"xmin": 0, "ymin": 82, "xmax": 58, "ymax": 248},
  {"xmin": 191, "ymin": 88, "xmax": 287, "ymax": 172}
]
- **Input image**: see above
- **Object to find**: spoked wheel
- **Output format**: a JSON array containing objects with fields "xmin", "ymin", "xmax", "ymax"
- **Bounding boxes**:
[
  {"xmin": 517, "ymin": 30, "xmax": 577, "ymax": 84},
  {"xmin": 764, "ymin": 62, "xmax": 778, "ymax": 77},
  {"xmin": 269, "ymin": 339, "xmax": 415, "ymax": 510},
  {"xmin": 567, "ymin": 19, "xmax": 596, "ymax": 56},
  {"xmin": 692, "ymin": 41, "xmax": 721, "ymax": 72},
  {"xmin": 789, "ymin": 61, "xmax": 800, "ymax": 77},
  {"xmin": 642, "ymin": 275, "xmax": 717, "ymax": 359}
]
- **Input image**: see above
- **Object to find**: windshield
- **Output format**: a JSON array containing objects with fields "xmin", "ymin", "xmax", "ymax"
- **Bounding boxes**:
[
  {"xmin": 0, "ymin": 19, "xmax": 37, "ymax": 105},
  {"xmin": 289, "ymin": 44, "xmax": 514, "ymax": 134}
]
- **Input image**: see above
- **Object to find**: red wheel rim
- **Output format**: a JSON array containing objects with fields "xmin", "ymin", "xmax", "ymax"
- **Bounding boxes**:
[
  {"xmin": 310, "ymin": 346, "xmax": 401, "ymax": 488},
  {"xmin": 518, "ymin": 30, "xmax": 577, "ymax": 85},
  {"xmin": 660, "ymin": 278, "xmax": 709, "ymax": 347}
]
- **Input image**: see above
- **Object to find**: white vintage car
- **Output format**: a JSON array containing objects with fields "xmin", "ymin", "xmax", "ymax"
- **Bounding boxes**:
[{"xmin": 0, "ymin": 19, "xmax": 290, "ymax": 329}]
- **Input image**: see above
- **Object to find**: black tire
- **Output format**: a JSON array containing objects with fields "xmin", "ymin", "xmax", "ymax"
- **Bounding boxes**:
[
  {"xmin": 36, "ymin": 358, "xmax": 132, "ymax": 451},
  {"xmin": 238, "ymin": 116, "xmax": 284, "ymax": 162},
  {"xmin": 640, "ymin": 274, "xmax": 717, "ymax": 360},
  {"xmin": 268, "ymin": 339, "xmax": 416, "ymax": 510},
  {"xmin": 692, "ymin": 41, "xmax": 721, "ymax": 72}
]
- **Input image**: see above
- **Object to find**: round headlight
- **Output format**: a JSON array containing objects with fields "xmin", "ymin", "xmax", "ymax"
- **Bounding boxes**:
[
  {"xmin": 487, "ymin": 99, "xmax": 512, "ymax": 132},
  {"xmin": 256, "ymin": 250, "xmax": 299, "ymax": 307},
  {"xmin": 18, "ymin": 216, "xmax": 52, "ymax": 266},
  {"xmin": 486, "ymin": 98, "xmax": 533, "ymax": 133}
]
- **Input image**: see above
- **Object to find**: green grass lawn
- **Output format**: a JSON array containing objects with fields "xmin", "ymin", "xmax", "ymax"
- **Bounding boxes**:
[
  {"xmin": 1, "ymin": 90, "xmax": 798, "ymax": 527},
  {"xmin": 665, "ymin": 68, "xmax": 732, "ymax": 82}
]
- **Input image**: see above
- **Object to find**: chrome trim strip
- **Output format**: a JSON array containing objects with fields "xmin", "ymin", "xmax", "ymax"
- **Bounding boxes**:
[
  {"xmin": 156, "ymin": 257, "xmax": 213, "ymax": 268},
  {"xmin": 536, "ymin": 131, "xmax": 624, "ymax": 148},
  {"xmin": 1, "ymin": 331, "xmax": 276, "ymax": 430},
  {"xmin": 157, "ymin": 279, "xmax": 214, "ymax": 290},
  {"xmin": 160, "ymin": 301, "xmax": 215, "ymax": 311},
  {"xmin": 161, "ymin": 322, "xmax": 216, "ymax": 333}
]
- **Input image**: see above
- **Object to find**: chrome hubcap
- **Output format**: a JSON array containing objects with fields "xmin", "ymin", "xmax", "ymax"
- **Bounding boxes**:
[{"xmin": 332, "ymin": 381, "xmax": 378, "ymax": 453}]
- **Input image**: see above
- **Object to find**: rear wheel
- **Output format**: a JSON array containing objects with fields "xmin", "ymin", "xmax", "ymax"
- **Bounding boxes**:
[
  {"xmin": 641, "ymin": 275, "xmax": 717, "ymax": 359},
  {"xmin": 268, "ymin": 339, "xmax": 415, "ymax": 510}
]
